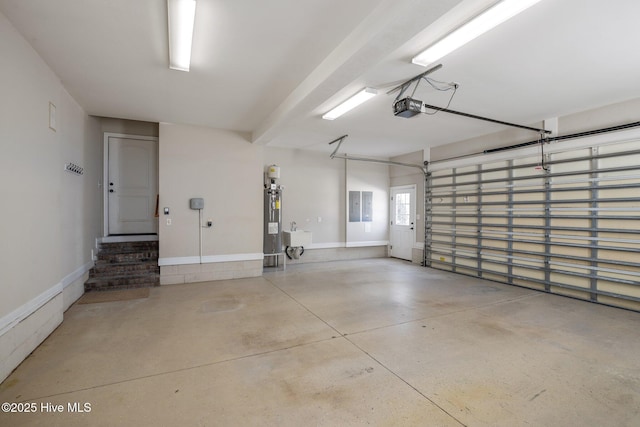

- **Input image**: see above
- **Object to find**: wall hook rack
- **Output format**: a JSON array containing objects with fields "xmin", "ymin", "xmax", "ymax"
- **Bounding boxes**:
[{"xmin": 64, "ymin": 162, "xmax": 84, "ymax": 175}]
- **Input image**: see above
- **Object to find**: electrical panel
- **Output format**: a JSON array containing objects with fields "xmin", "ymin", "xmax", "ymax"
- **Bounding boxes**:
[{"xmin": 349, "ymin": 191, "xmax": 361, "ymax": 222}]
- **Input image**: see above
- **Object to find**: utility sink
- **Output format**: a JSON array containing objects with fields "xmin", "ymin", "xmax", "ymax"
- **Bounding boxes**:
[{"xmin": 283, "ymin": 230, "xmax": 312, "ymax": 247}]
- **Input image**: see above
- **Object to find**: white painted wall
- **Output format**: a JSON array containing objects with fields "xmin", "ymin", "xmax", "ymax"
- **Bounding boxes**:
[
  {"xmin": 158, "ymin": 123, "xmax": 263, "ymax": 263},
  {"xmin": 0, "ymin": 11, "xmax": 102, "ymax": 381},
  {"xmin": 390, "ymin": 150, "xmax": 426, "ymax": 263},
  {"xmin": 100, "ymin": 117, "xmax": 159, "ymax": 138},
  {"xmin": 264, "ymin": 147, "xmax": 346, "ymax": 246},
  {"xmin": 345, "ymin": 160, "xmax": 389, "ymax": 246},
  {"xmin": 59, "ymin": 92, "xmax": 102, "ymax": 305},
  {"xmin": 264, "ymin": 147, "xmax": 390, "ymax": 248}
]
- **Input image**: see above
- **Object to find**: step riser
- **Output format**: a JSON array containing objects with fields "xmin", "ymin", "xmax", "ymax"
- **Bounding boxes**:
[
  {"xmin": 85, "ymin": 241, "xmax": 159, "ymax": 292},
  {"xmin": 98, "ymin": 252, "xmax": 158, "ymax": 263},
  {"xmin": 91, "ymin": 266, "xmax": 160, "ymax": 277},
  {"xmin": 99, "ymin": 242, "xmax": 158, "ymax": 251},
  {"xmin": 85, "ymin": 274, "xmax": 159, "ymax": 288},
  {"xmin": 85, "ymin": 276, "xmax": 159, "ymax": 291}
]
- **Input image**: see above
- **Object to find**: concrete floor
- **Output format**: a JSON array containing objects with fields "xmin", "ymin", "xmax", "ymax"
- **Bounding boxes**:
[{"xmin": 1, "ymin": 258, "xmax": 639, "ymax": 426}]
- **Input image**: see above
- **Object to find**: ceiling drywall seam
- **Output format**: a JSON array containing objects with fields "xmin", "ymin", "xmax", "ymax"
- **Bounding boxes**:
[{"xmin": 250, "ymin": 0, "xmax": 463, "ymax": 146}]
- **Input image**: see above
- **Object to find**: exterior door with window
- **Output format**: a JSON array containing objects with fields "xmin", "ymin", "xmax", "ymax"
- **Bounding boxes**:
[{"xmin": 390, "ymin": 186, "xmax": 416, "ymax": 261}]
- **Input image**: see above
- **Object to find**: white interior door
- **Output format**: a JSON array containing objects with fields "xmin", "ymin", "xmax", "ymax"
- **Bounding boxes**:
[
  {"xmin": 108, "ymin": 136, "xmax": 158, "ymax": 235},
  {"xmin": 390, "ymin": 186, "xmax": 416, "ymax": 261}
]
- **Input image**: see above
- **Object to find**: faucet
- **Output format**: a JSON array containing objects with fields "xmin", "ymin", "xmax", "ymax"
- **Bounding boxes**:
[{"xmin": 290, "ymin": 221, "xmax": 297, "ymax": 231}]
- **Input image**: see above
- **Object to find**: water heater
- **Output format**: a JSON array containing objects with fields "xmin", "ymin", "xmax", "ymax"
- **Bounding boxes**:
[
  {"xmin": 264, "ymin": 165, "xmax": 283, "ymax": 258},
  {"xmin": 264, "ymin": 186, "xmax": 282, "ymax": 255},
  {"xmin": 267, "ymin": 165, "xmax": 280, "ymax": 180}
]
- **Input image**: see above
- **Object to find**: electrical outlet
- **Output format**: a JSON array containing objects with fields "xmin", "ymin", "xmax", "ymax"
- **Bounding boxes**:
[
  {"xmin": 317, "ymin": 216, "xmax": 322, "ymax": 223},
  {"xmin": 166, "ymin": 218, "xmax": 172, "ymax": 226}
]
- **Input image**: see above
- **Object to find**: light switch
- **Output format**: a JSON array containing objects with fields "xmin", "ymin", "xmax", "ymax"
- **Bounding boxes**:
[{"xmin": 164, "ymin": 207, "xmax": 170, "ymax": 215}]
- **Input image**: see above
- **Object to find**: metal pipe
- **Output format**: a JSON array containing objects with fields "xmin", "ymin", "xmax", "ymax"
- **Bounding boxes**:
[
  {"xmin": 428, "ymin": 120, "xmax": 640, "ymax": 165},
  {"xmin": 422, "ymin": 103, "xmax": 551, "ymax": 134},
  {"xmin": 551, "ymin": 260, "xmax": 640, "ymax": 278},
  {"xmin": 328, "ymin": 134, "xmax": 349, "ymax": 159},
  {"xmin": 431, "ymin": 248, "xmax": 640, "ymax": 277},
  {"xmin": 327, "ymin": 134, "xmax": 349, "ymax": 145},
  {"xmin": 431, "ymin": 196, "xmax": 640, "ymax": 206},
  {"xmin": 484, "ymin": 121, "xmax": 640, "ymax": 154},
  {"xmin": 429, "ymin": 213, "xmax": 640, "ymax": 220},
  {"xmin": 430, "ymin": 229, "xmax": 640, "ymax": 245},
  {"xmin": 432, "ymin": 250, "xmax": 640, "ymax": 282},
  {"xmin": 429, "ymin": 235, "xmax": 640, "ymax": 253},
  {"xmin": 429, "ymin": 164, "xmax": 640, "ymax": 189},
  {"xmin": 430, "ymin": 147, "xmax": 640, "ymax": 179},
  {"xmin": 327, "ymin": 135, "xmax": 426, "ymax": 172},
  {"xmin": 330, "ymin": 154, "xmax": 426, "ymax": 172},
  {"xmin": 430, "ymin": 255, "xmax": 640, "ymax": 292},
  {"xmin": 429, "ymin": 246, "xmax": 640, "ymax": 269},
  {"xmin": 424, "ymin": 164, "xmax": 430, "ymax": 267},
  {"xmin": 428, "ymin": 255, "xmax": 640, "ymax": 287},
  {"xmin": 430, "ymin": 221, "xmax": 640, "ymax": 235},
  {"xmin": 429, "ymin": 182, "xmax": 640, "ymax": 199},
  {"xmin": 429, "ymin": 176, "xmax": 640, "ymax": 194},
  {"xmin": 589, "ymin": 149, "xmax": 599, "ymax": 301}
]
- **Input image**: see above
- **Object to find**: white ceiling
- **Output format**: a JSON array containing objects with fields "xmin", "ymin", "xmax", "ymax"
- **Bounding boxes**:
[{"xmin": 2, "ymin": 0, "xmax": 640, "ymax": 158}]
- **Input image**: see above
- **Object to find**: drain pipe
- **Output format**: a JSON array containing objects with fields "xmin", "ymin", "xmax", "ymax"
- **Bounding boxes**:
[{"xmin": 199, "ymin": 208, "xmax": 203, "ymax": 264}]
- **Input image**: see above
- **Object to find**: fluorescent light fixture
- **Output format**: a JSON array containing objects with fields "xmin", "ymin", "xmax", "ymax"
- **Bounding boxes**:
[
  {"xmin": 168, "ymin": 0, "xmax": 197, "ymax": 71},
  {"xmin": 322, "ymin": 88, "xmax": 378, "ymax": 120},
  {"xmin": 412, "ymin": 0, "xmax": 543, "ymax": 67}
]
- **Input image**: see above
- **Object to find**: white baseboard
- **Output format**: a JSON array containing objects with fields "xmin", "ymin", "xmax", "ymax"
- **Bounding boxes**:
[
  {"xmin": 158, "ymin": 253, "xmax": 263, "ymax": 266},
  {"xmin": 0, "ymin": 294, "xmax": 63, "ymax": 383},
  {"xmin": 0, "ymin": 284, "xmax": 61, "ymax": 338},
  {"xmin": 100, "ymin": 235, "xmax": 158, "ymax": 243},
  {"xmin": 61, "ymin": 261, "xmax": 94, "ymax": 289},
  {"xmin": 0, "ymin": 261, "xmax": 93, "ymax": 338},
  {"xmin": 304, "ymin": 241, "xmax": 389, "ymax": 250},
  {"xmin": 307, "ymin": 242, "xmax": 344, "ymax": 249},
  {"xmin": 345, "ymin": 240, "xmax": 389, "ymax": 248}
]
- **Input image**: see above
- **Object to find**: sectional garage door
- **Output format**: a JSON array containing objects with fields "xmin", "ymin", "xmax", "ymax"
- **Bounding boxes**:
[{"xmin": 425, "ymin": 129, "xmax": 640, "ymax": 312}]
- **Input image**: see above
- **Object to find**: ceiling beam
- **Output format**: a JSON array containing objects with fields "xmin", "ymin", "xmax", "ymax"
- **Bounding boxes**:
[{"xmin": 251, "ymin": 0, "xmax": 463, "ymax": 145}]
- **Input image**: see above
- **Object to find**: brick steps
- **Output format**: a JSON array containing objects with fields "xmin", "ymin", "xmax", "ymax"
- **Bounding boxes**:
[
  {"xmin": 85, "ymin": 241, "xmax": 159, "ymax": 292},
  {"xmin": 97, "ymin": 252, "xmax": 158, "ymax": 263},
  {"xmin": 84, "ymin": 273, "xmax": 160, "ymax": 291},
  {"xmin": 91, "ymin": 260, "xmax": 159, "ymax": 276}
]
